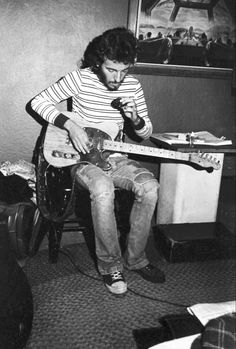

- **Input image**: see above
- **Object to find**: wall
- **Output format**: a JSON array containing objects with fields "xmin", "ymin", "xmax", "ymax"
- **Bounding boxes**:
[
  {"xmin": 0, "ymin": 0, "xmax": 235, "ymax": 175},
  {"xmin": 135, "ymin": 73, "xmax": 235, "ymax": 140},
  {"xmin": 134, "ymin": 72, "xmax": 236, "ymax": 176},
  {"xmin": 0, "ymin": 0, "xmax": 129, "ymax": 163}
]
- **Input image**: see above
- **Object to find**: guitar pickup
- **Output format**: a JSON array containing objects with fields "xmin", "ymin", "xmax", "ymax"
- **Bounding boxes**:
[
  {"xmin": 52, "ymin": 150, "xmax": 79, "ymax": 159},
  {"xmin": 65, "ymin": 137, "xmax": 72, "ymax": 145}
]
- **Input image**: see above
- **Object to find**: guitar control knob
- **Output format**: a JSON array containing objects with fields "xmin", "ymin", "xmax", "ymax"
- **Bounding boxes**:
[{"xmin": 52, "ymin": 150, "xmax": 60, "ymax": 157}]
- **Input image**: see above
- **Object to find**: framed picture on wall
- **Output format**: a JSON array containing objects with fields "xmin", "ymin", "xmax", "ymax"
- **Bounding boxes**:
[{"xmin": 128, "ymin": 0, "xmax": 235, "ymax": 78}]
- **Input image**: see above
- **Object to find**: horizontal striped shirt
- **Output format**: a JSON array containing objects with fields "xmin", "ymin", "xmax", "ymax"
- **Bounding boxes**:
[{"xmin": 31, "ymin": 68, "xmax": 152, "ymax": 140}]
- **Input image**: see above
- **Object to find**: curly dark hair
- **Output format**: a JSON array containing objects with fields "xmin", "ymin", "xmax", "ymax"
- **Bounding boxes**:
[{"xmin": 81, "ymin": 27, "xmax": 138, "ymax": 72}]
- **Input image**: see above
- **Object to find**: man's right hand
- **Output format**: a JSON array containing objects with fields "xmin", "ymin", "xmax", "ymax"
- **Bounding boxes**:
[{"xmin": 63, "ymin": 119, "xmax": 90, "ymax": 154}]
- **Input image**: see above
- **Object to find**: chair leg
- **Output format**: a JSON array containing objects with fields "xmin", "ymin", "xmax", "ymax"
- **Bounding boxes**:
[
  {"xmin": 48, "ymin": 222, "xmax": 63, "ymax": 263},
  {"xmin": 29, "ymin": 210, "xmax": 49, "ymax": 257},
  {"xmin": 82, "ymin": 227, "xmax": 97, "ymax": 263}
]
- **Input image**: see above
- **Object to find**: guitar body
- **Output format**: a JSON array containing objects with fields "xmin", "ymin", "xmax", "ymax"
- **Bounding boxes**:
[{"xmin": 43, "ymin": 111, "xmax": 119, "ymax": 168}]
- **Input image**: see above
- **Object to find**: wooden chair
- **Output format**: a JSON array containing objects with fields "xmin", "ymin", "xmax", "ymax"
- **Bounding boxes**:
[{"xmin": 29, "ymin": 128, "xmax": 133, "ymax": 263}]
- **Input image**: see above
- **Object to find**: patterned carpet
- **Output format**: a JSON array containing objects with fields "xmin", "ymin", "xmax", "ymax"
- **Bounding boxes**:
[
  {"xmin": 22, "ymin": 177, "xmax": 236, "ymax": 349},
  {"xmin": 22, "ymin": 234, "xmax": 235, "ymax": 349}
]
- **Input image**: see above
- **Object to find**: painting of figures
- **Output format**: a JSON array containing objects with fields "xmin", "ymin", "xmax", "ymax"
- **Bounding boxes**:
[{"xmin": 131, "ymin": 0, "xmax": 235, "ymax": 68}]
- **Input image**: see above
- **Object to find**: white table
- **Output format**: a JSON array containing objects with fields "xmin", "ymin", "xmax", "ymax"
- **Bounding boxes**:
[{"xmin": 150, "ymin": 135, "xmax": 234, "ymax": 225}]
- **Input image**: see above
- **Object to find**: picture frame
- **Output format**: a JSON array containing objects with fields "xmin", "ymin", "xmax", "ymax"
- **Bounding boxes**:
[{"xmin": 128, "ymin": 0, "xmax": 235, "ymax": 79}]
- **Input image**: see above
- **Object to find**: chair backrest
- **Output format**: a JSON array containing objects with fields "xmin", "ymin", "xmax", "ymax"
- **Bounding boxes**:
[{"xmin": 34, "ymin": 128, "xmax": 76, "ymax": 223}]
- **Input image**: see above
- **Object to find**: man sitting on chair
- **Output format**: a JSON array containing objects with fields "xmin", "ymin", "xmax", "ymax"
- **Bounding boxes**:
[{"xmin": 29, "ymin": 27, "xmax": 165, "ymax": 296}]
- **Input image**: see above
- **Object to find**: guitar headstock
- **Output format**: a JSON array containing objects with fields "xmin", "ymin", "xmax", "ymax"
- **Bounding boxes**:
[{"xmin": 189, "ymin": 152, "xmax": 221, "ymax": 170}]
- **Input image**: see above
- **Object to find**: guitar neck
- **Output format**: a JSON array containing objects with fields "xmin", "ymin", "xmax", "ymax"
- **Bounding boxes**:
[{"xmin": 103, "ymin": 140, "xmax": 189, "ymax": 162}]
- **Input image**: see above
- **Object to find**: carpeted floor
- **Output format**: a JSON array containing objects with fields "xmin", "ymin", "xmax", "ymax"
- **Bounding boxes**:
[{"xmin": 22, "ymin": 176, "xmax": 236, "ymax": 349}]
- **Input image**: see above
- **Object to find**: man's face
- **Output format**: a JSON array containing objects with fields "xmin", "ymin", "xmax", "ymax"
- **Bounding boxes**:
[{"xmin": 99, "ymin": 58, "xmax": 131, "ymax": 91}]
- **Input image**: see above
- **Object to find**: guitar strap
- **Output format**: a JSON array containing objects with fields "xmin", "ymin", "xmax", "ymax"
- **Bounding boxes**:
[{"xmin": 36, "ymin": 137, "xmax": 79, "ymax": 223}]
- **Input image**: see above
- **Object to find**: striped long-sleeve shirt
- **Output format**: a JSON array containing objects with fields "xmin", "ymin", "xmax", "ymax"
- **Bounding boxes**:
[{"xmin": 31, "ymin": 68, "xmax": 152, "ymax": 140}]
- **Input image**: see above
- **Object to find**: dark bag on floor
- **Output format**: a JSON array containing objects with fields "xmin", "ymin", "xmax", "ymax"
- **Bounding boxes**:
[
  {"xmin": 0, "ymin": 218, "xmax": 33, "ymax": 349},
  {"xmin": 0, "ymin": 173, "xmax": 33, "ymax": 204},
  {"xmin": 133, "ymin": 313, "xmax": 204, "ymax": 349},
  {"xmin": 0, "ymin": 202, "xmax": 36, "ymax": 259},
  {"xmin": 0, "ymin": 173, "xmax": 36, "ymax": 259}
]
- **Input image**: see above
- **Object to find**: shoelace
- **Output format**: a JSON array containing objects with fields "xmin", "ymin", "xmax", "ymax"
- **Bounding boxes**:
[
  {"xmin": 144, "ymin": 265, "xmax": 153, "ymax": 272},
  {"xmin": 111, "ymin": 271, "xmax": 123, "ymax": 281}
]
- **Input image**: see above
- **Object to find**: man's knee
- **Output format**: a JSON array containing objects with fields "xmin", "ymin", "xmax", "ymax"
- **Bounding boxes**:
[
  {"xmin": 93, "ymin": 176, "xmax": 114, "ymax": 192},
  {"xmin": 142, "ymin": 178, "xmax": 159, "ymax": 200},
  {"xmin": 73, "ymin": 164, "xmax": 115, "ymax": 196},
  {"xmin": 134, "ymin": 170, "xmax": 159, "ymax": 201},
  {"xmin": 90, "ymin": 176, "xmax": 115, "ymax": 200}
]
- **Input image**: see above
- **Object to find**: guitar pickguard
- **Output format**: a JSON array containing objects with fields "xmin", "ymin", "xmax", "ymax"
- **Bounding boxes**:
[{"xmin": 81, "ymin": 127, "xmax": 113, "ymax": 170}]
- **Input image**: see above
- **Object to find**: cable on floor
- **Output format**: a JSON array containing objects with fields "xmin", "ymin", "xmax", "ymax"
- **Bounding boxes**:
[{"xmin": 59, "ymin": 248, "xmax": 190, "ymax": 308}]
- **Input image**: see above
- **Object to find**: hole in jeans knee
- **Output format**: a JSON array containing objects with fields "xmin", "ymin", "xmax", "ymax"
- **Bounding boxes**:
[
  {"xmin": 92, "ymin": 190, "xmax": 115, "ymax": 203},
  {"xmin": 91, "ymin": 178, "xmax": 115, "ymax": 201},
  {"xmin": 144, "ymin": 179, "xmax": 159, "ymax": 192},
  {"xmin": 134, "ymin": 171, "xmax": 157, "ymax": 185},
  {"xmin": 133, "ymin": 178, "xmax": 159, "ymax": 199}
]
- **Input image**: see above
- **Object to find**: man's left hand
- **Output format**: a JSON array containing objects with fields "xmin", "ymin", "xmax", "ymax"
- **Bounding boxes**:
[{"xmin": 118, "ymin": 97, "xmax": 138, "ymax": 123}]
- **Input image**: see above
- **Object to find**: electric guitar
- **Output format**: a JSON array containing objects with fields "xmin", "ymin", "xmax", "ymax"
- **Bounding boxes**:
[{"xmin": 43, "ymin": 112, "xmax": 221, "ymax": 171}]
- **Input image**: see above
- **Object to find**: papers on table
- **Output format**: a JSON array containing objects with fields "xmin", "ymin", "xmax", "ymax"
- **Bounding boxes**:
[{"xmin": 152, "ymin": 131, "xmax": 232, "ymax": 146}]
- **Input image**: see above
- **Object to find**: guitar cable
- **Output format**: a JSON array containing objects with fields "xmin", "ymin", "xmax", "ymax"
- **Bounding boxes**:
[{"xmin": 59, "ymin": 247, "xmax": 190, "ymax": 308}]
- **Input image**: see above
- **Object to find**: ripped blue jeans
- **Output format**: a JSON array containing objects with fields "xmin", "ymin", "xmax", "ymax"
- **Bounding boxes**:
[{"xmin": 73, "ymin": 156, "xmax": 159, "ymax": 275}]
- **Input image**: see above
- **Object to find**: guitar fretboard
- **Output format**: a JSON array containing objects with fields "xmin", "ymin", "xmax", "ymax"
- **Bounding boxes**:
[{"xmin": 103, "ymin": 140, "xmax": 189, "ymax": 162}]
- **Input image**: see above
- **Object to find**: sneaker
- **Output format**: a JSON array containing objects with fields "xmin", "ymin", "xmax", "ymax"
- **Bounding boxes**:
[
  {"xmin": 103, "ymin": 271, "xmax": 127, "ymax": 296},
  {"xmin": 135, "ymin": 264, "xmax": 165, "ymax": 283}
]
